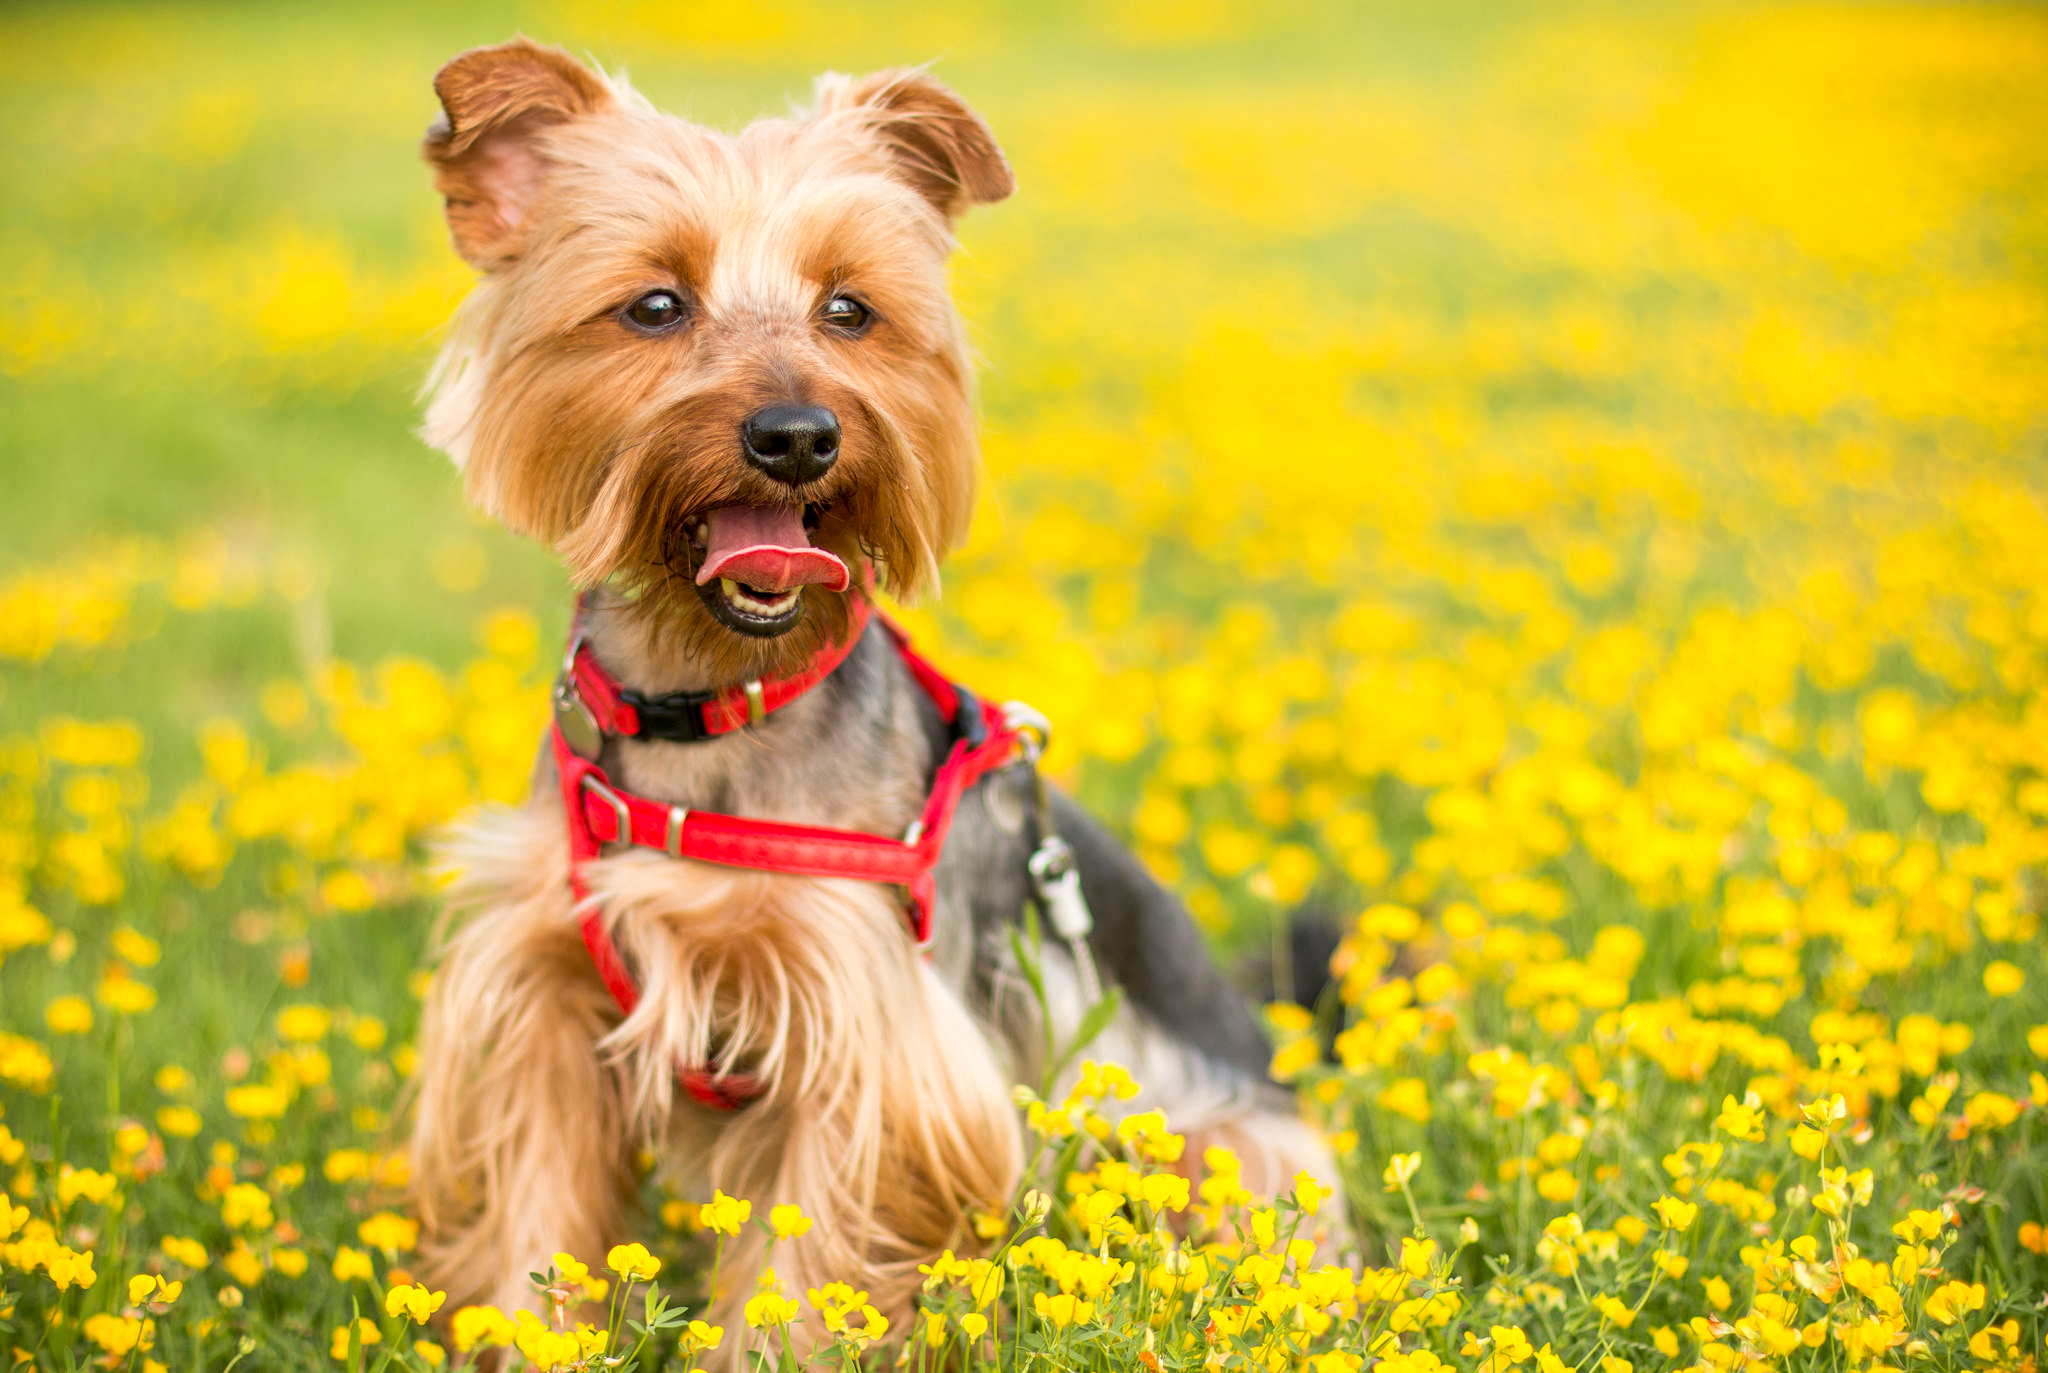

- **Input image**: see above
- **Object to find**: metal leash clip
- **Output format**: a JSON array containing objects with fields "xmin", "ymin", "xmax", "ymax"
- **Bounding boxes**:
[
  {"xmin": 1028, "ymin": 833, "xmax": 1100, "ymax": 1003},
  {"xmin": 1001, "ymin": 700, "xmax": 1052, "ymax": 762}
]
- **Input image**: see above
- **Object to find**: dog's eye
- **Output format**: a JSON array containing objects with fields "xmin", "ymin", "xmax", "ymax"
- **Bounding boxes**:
[
  {"xmin": 821, "ymin": 296, "xmax": 870, "ymax": 333},
  {"xmin": 625, "ymin": 290, "xmax": 686, "ymax": 331}
]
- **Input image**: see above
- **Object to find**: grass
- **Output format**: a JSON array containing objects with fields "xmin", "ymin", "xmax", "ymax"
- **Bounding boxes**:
[{"xmin": 3, "ymin": 0, "xmax": 2048, "ymax": 1370}]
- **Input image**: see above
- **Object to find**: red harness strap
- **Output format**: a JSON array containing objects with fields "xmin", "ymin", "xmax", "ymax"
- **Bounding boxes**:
[{"xmin": 552, "ymin": 598, "xmax": 1024, "ymax": 1110}]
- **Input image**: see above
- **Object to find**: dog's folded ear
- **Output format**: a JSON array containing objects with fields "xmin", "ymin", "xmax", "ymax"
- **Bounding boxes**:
[
  {"xmin": 816, "ymin": 69, "xmax": 1015, "ymax": 220},
  {"xmin": 424, "ymin": 37, "xmax": 614, "ymax": 269}
]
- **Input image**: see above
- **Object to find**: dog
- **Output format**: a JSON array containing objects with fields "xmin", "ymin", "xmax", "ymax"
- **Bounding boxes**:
[{"xmin": 405, "ymin": 37, "xmax": 1343, "ymax": 1345}]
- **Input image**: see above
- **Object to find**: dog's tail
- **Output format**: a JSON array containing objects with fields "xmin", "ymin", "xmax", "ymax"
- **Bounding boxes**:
[{"xmin": 1241, "ymin": 901, "xmax": 1346, "ymax": 1058}]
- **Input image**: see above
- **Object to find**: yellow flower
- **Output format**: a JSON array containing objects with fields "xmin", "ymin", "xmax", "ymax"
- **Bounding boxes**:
[
  {"xmin": 768, "ymin": 1203, "xmax": 812, "ymax": 1240},
  {"xmin": 1713, "ymin": 1093, "xmax": 1765, "ymax": 1142},
  {"xmin": 1652, "ymin": 1196, "xmax": 1697, "ymax": 1231},
  {"xmin": 385, "ymin": 1283, "xmax": 447, "ymax": 1323},
  {"xmin": 277, "ymin": 1004, "xmax": 331, "ymax": 1042},
  {"xmin": 110, "ymin": 927, "xmax": 161, "ymax": 966},
  {"xmin": 129, "ymin": 1274, "xmax": 183, "ymax": 1307},
  {"xmin": 1651, "ymin": 1250, "xmax": 1688, "ymax": 1279},
  {"xmin": 450, "ymin": 1306, "xmax": 516, "ymax": 1351},
  {"xmin": 224, "ymin": 1083, "xmax": 289, "ymax": 1121},
  {"xmin": 1891, "ymin": 1208, "xmax": 1945, "ymax": 1243},
  {"xmin": 222, "ymin": 1242, "xmax": 264, "ymax": 1287},
  {"xmin": 332, "ymin": 1246, "xmax": 374, "ymax": 1281},
  {"xmin": 162, "ymin": 1236, "xmax": 207, "ymax": 1269},
  {"xmin": 156, "ymin": 1105, "xmax": 202, "ymax": 1138},
  {"xmin": 551, "ymin": 1251, "xmax": 607, "ymax": 1299},
  {"xmin": 684, "ymin": 1319, "xmax": 723, "ymax": 1351},
  {"xmin": 1379, "ymin": 1076, "xmax": 1433, "ymax": 1123},
  {"xmin": 219, "ymin": 1182, "xmax": 273, "ymax": 1230},
  {"xmin": 358, "ymin": 1211, "xmax": 419, "ymax": 1252},
  {"xmin": 606, "ymin": 1241, "xmax": 661, "ymax": 1280},
  {"xmin": 46, "ymin": 994, "xmax": 93, "ymax": 1034},
  {"xmin": 1965, "ymin": 1091, "xmax": 2020, "ymax": 1131},
  {"xmin": 960, "ymin": 1312, "xmax": 987, "ymax": 1340},
  {"xmin": 1114, "ymin": 1109, "xmax": 1184, "ymax": 1161},
  {"xmin": 746, "ymin": 1290, "xmax": 800, "ymax": 1327},
  {"xmin": 1292, "ymin": 1169, "xmax": 1328, "ymax": 1215},
  {"xmin": 45, "ymin": 1245, "xmax": 97, "ymax": 1290},
  {"xmin": 1592, "ymin": 1294, "xmax": 1633, "ymax": 1328},
  {"xmin": 1270, "ymin": 1036, "xmax": 1320, "ymax": 1079},
  {"xmin": 330, "ymin": 1318, "xmax": 381, "ymax": 1361},
  {"xmin": 0, "ymin": 1032, "xmax": 55, "ymax": 1089},
  {"xmin": 1032, "ymin": 1290, "xmax": 1094, "ymax": 1329},
  {"xmin": 700, "ymin": 1189, "xmax": 751, "ymax": 1236},
  {"xmin": 1613, "ymin": 1215, "xmax": 1648, "ymax": 1246},
  {"xmin": 1983, "ymin": 961, "xmax": 2024, "ymax": 997},
  {"xmin": 1382, "ymin": 1151, "xmax": 1422, "ymax": 1191},
  {"xmin": 57, "ymin": 1165, "xmax": 117, "ymax": 1206},
  {"xmin": 96, "ymin": 970, "xmax": 156, "ymax": 1015},
  {"xmin": 1923, "ymin": 1280, "xmax": 1985, "ymax": 1325},
  {"xmin": 414, "ymin": 1340, "xmax": 445, "ymax": 1367},
  {"xmin": 83, "ymin": 1314, "xmax": 148, "ymax": 1356},
  {"xmin": 848, "ymin": 1305, "xmax": 889, "ymax": 1346},
  {"xmin": 1970, "ymin": 1321, "xmax": 2021, "ymax": 1364},
  {"xmin": 272, "ymin": 1247, "xmax": 307, "ymax": 1278},
  {"xmin": 513, "ymin": 1311, "xmax": 580, "ymax": 1370},
  {"xmin": 1536, "ymin": 1169, "xmax": 1579, "ymax": 1203}
]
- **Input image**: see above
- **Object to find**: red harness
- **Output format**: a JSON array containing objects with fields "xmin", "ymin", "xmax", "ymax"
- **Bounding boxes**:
[{"xmin": 550, "ymin": 595, "xmax": 1028, "ymax": 1110}]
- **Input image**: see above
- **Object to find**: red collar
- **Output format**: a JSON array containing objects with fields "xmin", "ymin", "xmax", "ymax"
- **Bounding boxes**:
[
  {"xmin": 554, "ymin": 597, "xmax": 874, "ymax": 750},
  {"xmin": 550, "ymin": 598, "xmax": 1027, "ymax": 1110}
]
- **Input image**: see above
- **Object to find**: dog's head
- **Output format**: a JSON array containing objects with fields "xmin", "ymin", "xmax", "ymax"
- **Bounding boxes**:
[{"xmin": 420, "ymin": 38, "xmax": 1011, "ymax": 674}]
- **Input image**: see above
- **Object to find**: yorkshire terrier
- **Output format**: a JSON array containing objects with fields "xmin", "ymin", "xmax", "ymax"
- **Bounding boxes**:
[{"xmin": 406, "ymin": 37, "xmax": 1342, "ymax": 1345}]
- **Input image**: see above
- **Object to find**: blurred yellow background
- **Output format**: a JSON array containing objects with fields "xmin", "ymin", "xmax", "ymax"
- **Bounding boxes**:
[{"xmin": 3, "ymin": 0, "xmax": 2046, "ymax": 948}]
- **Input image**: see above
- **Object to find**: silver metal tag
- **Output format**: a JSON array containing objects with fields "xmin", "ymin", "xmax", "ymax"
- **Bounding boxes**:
[
  {"xmin": 1028, "ymin": 835, "xmax": 1093, "ymax": 943},
  {"xmin": 553, "ymin": 677, "xmax": 603, "ymax": 760}
]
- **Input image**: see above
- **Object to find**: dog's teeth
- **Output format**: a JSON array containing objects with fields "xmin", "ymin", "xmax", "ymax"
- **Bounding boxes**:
[{"xmin": 717, "ymin": 576, "xmax": 797, "ymax": 617}]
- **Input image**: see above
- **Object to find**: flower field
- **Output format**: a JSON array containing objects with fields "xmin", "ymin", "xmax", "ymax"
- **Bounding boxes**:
[{"xmin": 3, "ymin": 1, "xmax": 2047, "ymax": 1370}]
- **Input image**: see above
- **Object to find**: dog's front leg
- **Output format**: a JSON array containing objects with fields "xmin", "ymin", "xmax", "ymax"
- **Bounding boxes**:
[{"xmin": 411, "ymin": 893, "xmax": 636, "ymax": 1315}]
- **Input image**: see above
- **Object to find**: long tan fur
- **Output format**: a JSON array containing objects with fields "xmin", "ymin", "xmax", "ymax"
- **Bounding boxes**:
[{"xmin": 416, "ymin": 792, "xmax": 1020, "ymax": 1335}]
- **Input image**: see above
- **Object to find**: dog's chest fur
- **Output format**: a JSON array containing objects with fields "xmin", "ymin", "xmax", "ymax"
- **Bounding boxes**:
[{"xmin": 578, "ymin": 592, "xmax": 1043, "ymax": 1055}]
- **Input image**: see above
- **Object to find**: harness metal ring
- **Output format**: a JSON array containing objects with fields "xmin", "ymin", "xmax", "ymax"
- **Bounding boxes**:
[{"xmin": 578, "ymin": 773, "xmax": 633, "ymax": 846}]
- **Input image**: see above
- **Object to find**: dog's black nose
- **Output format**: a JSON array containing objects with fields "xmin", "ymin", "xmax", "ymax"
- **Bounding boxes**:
[{"xmin": 740, "ymin": 405, "xmax": 840, "ymax": 485}]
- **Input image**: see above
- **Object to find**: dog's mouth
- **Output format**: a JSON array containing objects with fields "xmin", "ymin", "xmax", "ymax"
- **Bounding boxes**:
[{"xmin": 683, "ymin": 503, "xmax": 849, "ymax": 638}]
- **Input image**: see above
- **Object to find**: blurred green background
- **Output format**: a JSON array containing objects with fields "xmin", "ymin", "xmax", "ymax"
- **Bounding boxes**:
[{"xmin": 16, "ymin": 0, "xmax": 2038, "ymax": 673}]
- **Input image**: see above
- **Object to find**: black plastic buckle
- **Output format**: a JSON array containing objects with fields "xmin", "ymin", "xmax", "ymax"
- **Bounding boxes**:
[
  {"xmin": 952, "ymin": 684, "xmax": 988, "ymax": 748},
  {"xmin": 618, "ymin": 686, "xmax": 717, "ymax": 744}
]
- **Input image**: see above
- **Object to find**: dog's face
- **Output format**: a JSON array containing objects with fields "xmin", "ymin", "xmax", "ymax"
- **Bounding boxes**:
[{"xmin": 420, "ymin": 40, "xmax": 1011, "ymax": 675}]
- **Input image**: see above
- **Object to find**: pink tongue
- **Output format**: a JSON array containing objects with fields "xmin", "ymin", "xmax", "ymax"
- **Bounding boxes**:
[{"xmin": 696, "ymin": 506, "xmax": 850, "ymax": 594}]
